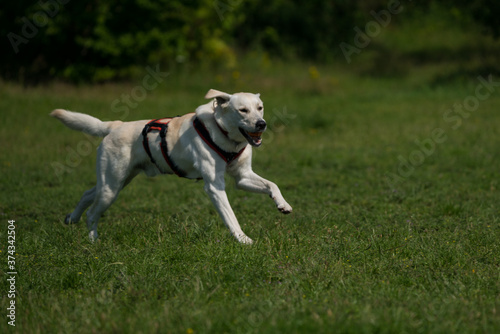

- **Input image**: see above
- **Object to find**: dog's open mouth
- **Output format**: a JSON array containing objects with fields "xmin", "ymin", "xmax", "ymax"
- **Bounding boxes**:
[{"xmin": 239, "ymin": 128, "xmax": 263, "ymax": 147}]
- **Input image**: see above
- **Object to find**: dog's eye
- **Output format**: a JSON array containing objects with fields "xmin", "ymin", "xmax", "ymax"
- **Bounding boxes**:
[
  {"xmin": 257, "ymin": 106, "xmax": 263, "ymax": 111},
  {"xmin": 239, "ymin": 108, "xmax": 249, "ymax": 113}
]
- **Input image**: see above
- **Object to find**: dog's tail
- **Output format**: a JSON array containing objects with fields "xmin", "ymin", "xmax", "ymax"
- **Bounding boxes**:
[{"xmin": 50, "ymin": 109, "xmax": 122, "ymax": 137}]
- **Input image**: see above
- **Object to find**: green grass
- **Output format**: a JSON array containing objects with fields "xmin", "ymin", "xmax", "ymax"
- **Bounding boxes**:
[{"xmin": 1, "ymin": 64, "xmax": 500, "ymax": 333}]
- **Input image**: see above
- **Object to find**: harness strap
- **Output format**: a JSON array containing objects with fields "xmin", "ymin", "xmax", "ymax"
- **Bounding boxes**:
[
  {"xmin": 142, "ymin": 116, "xmax": 246, "ymax": 179},
  {"xmin": 142, "ymin": 118, "xmax": 186, "ymax": 178},
  {"xmin": 215, "ymin": 119, "xmax": 229, "ymax": 137},
  {"xmin": 142, "ymin": 122, "xmax": 157, "ymax": 165},
  {"xmin": 193, "ymin": 117, "xmax": 246, "ymax": 164}
]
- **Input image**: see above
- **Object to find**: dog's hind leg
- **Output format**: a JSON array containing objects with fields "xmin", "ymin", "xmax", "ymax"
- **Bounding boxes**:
[
  {"xmin": 83, "ymin": 144, "xmax": 138, "ymax": 242},
  {"xmin": 64, "ymin": 169, "xmax": 138, "ymax": 229},
  {"xmin": 85, "ymin": 182, "xmax": 124, "ymax": 242},
  {"xmin": 65, "ymin": 186, "xmax": 96, "ymax": 224}
]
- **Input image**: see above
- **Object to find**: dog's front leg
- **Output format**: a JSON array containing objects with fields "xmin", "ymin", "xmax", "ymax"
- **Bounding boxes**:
[
  {"xmin": 204, "ymin": 175, "xmax": 253, "ymax": 244},
  {"xmin": 233, "ymin": 171, "xmax": 293, "ymax": 214}
]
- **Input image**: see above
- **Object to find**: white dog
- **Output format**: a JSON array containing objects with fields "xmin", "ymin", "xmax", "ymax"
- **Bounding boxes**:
[{"xmin": 51, "ymin": 89, "xmax": 292, "ymax": 244}]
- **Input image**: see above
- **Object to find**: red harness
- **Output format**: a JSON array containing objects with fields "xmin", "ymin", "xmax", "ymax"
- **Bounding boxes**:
[
  {"xmin": 192, "ymin": 117, "xmax": 246, "ymax": 164},
  {"xmin": 141, "ymin": 117, "xmax": 246, "ymax": 178},
  {"xmin": 142, "ymin": 117, "xmax": 187, "ymax": 178}
]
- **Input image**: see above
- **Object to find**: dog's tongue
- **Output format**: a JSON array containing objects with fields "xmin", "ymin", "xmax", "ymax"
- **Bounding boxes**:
[{"xmin": 248, "ymin": 131, "xmax": 262, "ymax": 138}]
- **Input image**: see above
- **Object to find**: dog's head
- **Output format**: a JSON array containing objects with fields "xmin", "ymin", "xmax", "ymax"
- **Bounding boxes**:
[{"xmin": 206, "ymin": 89, "xmax": 266, "ymax": 147}]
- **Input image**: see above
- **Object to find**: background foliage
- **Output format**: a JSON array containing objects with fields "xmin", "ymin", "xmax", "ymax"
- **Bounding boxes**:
[{"xmin": 1, "ymin": 0, "xmax": 499, "ymax": 84}]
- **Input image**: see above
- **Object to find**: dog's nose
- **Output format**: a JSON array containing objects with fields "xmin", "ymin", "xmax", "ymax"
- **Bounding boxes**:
[{"xmin": 255, "ymin": 119, "xmax": 267, "ymax": 131}]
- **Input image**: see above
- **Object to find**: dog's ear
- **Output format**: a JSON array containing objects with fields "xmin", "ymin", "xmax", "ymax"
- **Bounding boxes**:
[
  {"xmin": 205, "ymin": 89, "xmax": 232, "ymax": 108},
  {"xmin": 205, "ymin": 89, "xmax": 231, "ymax": 100}
]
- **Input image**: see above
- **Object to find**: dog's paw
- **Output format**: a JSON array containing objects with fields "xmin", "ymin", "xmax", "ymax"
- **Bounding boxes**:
[
  {"xmin": 277, "ymin": 203, "xmax": 293, "ymax": 214},
  {"xmin": 64, "ymin": 213, "xmax": 79, "ymax": 224},
  {"xmin": 88, "ymin": 230, "xmax": 99, "ymax": 243},
  {"xmin": 237, "ymin": 234, "xmax": 254, "ymax": 245}
]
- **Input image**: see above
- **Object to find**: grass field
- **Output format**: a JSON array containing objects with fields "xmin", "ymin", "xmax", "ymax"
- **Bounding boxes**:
[{"xmin": 1, "ymin": 63, "xmax": 500, "ymax": 333}]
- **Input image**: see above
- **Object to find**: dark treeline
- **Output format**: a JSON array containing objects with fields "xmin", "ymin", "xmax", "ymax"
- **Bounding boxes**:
[{"xmin": 1, "ymin": 0, "xmax": 498, "ymax": 84}]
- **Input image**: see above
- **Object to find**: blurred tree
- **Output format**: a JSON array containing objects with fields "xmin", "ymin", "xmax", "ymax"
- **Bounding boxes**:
[
  {"xmin": 1, "ymin": 0, "xmax": 235, "ymax": 83},
  {"xmin": 0, "ymin": 0, "xmax": 497, "ymax": 83},
  {"xmin": 233, "ymin": 0, "xmax": 361, "ymax": 60},
  {"xmin": 447, "ymin": 0, "xmax": 500, "ymax": 37}
]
